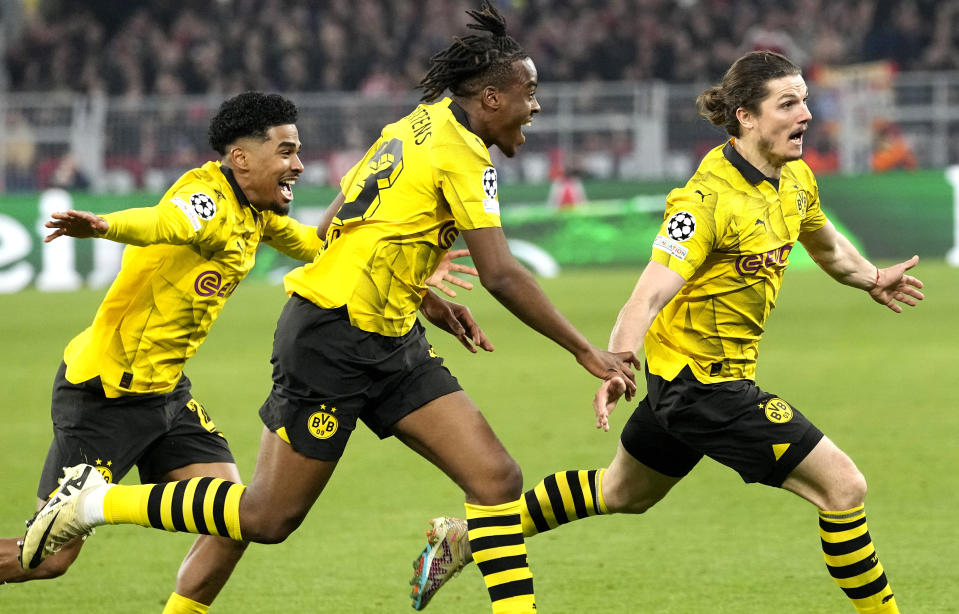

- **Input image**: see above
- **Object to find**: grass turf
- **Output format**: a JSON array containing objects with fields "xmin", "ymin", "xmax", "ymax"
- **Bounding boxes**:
[{"xmin": 1, "ymin": 261, "xmax": 956, "ymax": 613}]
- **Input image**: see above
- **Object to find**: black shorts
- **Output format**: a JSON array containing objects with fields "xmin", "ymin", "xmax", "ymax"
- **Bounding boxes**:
[
  {"xmin": 620, "ymin": 366, "xmax": 823, "ymax": 487},
  {"xmin": 258, "ymin": 295, "xmax": 462, "ymax": 461},
  {"xmin": 38, "ymin": 362, "xmax": 234, "ymax": 499}
]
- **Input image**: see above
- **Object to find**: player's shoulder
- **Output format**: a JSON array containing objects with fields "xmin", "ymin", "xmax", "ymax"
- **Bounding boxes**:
[
  {"xmin": 162, "ymin": 161, "xmax": 235, "ymax": 226},
  {"xmin": 427, "ymin": 99, "xmax": 492, "ymax": 165},
  {"xmin": 782, "ymin": 158, "xmax": 817, "ymax": 189}
]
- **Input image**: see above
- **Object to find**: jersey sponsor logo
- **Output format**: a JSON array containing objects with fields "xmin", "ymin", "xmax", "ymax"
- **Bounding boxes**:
[
  {"xmin": 666, "ymin": 211, "xmax": 696, "ymax": 241},
  {"xmin": 171, "ymin": 196, "xmax": 203, "ymax": 231},
  {"xmin": 482, "ymin": 167, "xmax": 498, "ymax": 199},
  {"xmin": 761, "ymin": 397, "xmax": 794, "ymax": 423},
  {"xmin": 734, "ymin": 245, "xmax": 792, "ymax": 275},
  {"xmin": 194, "ymin": 270, "xmax": 239, "ymax": 298},
  {"xmin": 191, "ymin": 192, "xmax": 217, "ymax": 220},
  {"xmin": 438, "ymin": 220, "xmax": 460, "ymax": 249},
  {"xmin": 652, "ymin": 234, "xmax": 689, "ymax": 260},
  {"xmin": 307, "ymin": 406, "xmax": 339, "ymax": 439}
]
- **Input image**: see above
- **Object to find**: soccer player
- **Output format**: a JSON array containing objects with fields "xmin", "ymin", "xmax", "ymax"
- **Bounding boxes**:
[
  {"xmin": 407, "ymin": 51, "xmax": 923, "ymax": 613},
  {"xmin": 19, "ymin": 5, "xmax": 639, "ymax": 614},
  {"xmin": 3, "ymin": 91, "xmax": 476, "ymax": 613}
]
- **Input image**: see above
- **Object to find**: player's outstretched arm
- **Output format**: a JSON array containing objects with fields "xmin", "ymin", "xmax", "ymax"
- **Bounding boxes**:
[
  {"xmin": 867, "ymin": 255, "xmax": 924, "ymax": 313},
  {"xmin": 799, "ymin": 221, "xmax": 924, "ymax": 312},
  {"xmin": 419, "ymin": 290, "xmax": 493, "ymax": 353},
  {"xmin": 44, "ymin": 210, "xmax": 109, "ymax": 242},
  {"xmin": 426, "ymin": 249, "xmax": 478, "ymax": 298}
]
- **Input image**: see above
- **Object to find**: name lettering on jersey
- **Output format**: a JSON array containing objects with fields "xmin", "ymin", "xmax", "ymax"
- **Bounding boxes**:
[
  {"xmin": 171, "ymin": 196, "xmax": 203, "ymax": 231},
  {"xmin": 652, "ymin": 234, "xmax": 689, "ymax": 260},
  {"xmin": 438, "ymin": 220, "xmax": 460, "ymax": 249},
  {"xmin": 735, "ymin": 245, "xmax": 793, "ymax": 275},
  {"xmin": 307, "ymin": 405, "xmax": 338, "ymax": 439},
  {"xmin": 194, "ymin": 270, "xmax": 239, "ymax": 298},
  {"xmin": 408, "ymin": 106, "xmax": 432, "ymax": 145}
]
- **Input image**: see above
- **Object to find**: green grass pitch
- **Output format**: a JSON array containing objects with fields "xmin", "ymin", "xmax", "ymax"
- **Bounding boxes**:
[{"xmin": 1, "ymin": 262, "xmax": 956, "ymax": 613}]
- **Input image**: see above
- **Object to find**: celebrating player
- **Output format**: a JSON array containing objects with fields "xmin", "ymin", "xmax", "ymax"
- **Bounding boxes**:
[
  {"xmin": 4, "ymin": 91, "xmax": 478, "ymax": 613},
  {"xmin": 407, "ymin": 51, "xmax": 923, "ymax": 613},
  {"xmin": 19, "ymin": 5, "xmax": 639, "ymax": 614}
]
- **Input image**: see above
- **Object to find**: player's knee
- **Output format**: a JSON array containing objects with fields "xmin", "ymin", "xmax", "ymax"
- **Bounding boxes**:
[
  {"xmin": 468, "ymin": 456, "xmax": 523, "ymax": 505},
  {"xmin": 823, "ymin": 466, "xmax": 867, "ymax": 511},
  {"xmin": 244, "ymin": 510, "xmax": 307, "ymax": 544}
]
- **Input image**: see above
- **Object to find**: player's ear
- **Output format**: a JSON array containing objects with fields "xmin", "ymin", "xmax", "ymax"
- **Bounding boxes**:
[
  {"xmin": 482, "ymin": 85, "xmax": 501, "ymax": 111},
  {"xmin": 228, "ymin": 145, "xmax": 248, "ymax": 170},
  {"xmin": 735, "ymin": 107, "xmax": 753, "ymax": 131}
]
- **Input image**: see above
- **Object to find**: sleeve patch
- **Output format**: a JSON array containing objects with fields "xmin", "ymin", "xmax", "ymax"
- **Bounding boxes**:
[
  {"xmin": 483, "ymin": 198, "xmax": 500, "ymax": 215},
  {"xmin": 665, "ymin": 210, "xmax": 696, "ymax": 241},
  {"xmin": 171, "ymin": 196, "xmax": 203, "ymax": 231},
  {"xmin": 653, "ymin": 234, "xmax": 689, "ymax": 260},
  {"xmin": 482, "ymin": 167, "xmax": 498, "ymax": 198},
  {"xmin": 190, "ymin": 192, "xmax": 217, "ymax": 220}
]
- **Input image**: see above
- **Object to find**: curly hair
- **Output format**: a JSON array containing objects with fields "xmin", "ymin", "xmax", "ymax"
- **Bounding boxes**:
[
  {"xmin": 696, "ymin": 51, "xmax": 801, "ymax": 137},
  {"xmin": 418, "ymin": 2, "xmax": 528, "ymax": 103},
  {"xmin": 208, "ymin": 92, "xmax": 298, "ymax": 155}
]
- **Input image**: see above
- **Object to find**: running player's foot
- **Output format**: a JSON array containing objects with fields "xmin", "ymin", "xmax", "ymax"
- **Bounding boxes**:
[
  {"xmin": 410, "ymin": 517, "xmax": 473, "ymax": 610},
  {"xmin": 19, "ymin": 464, "xmax": 105, "ymax": 570}
]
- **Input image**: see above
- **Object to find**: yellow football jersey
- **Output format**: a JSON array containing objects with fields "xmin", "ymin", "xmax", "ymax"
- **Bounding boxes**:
[
  {"xmin": 646, "ymin": 140, "xmax": 827, "ymax": 384},
  {"xmin": 64, "ymin": 161, "xmax": 323, "ymax": 397},
  {"xmin": 285, "ymin": 98, "xmax": 502, "ymax": 336}
]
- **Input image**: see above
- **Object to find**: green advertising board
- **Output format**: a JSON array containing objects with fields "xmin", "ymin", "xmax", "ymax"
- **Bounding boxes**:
[{"xmin": 0, "ymin": 169, "xmax": 954, "ymax": 293}]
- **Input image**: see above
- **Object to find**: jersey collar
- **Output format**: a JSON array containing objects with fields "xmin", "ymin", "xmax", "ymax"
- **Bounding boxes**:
[
  {"xmin": 218, "ymin": 164, "xmax": 251, "ymax": 207},
  {"xmin": 448, "ymin": 99, "xmax": 472, "ymax": 132},
  {"xmin": 723, "ymin": 139, "xmax": 779, "ymax": 189}
]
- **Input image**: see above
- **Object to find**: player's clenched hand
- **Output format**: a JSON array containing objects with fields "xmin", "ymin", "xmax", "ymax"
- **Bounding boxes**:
[
  {"xmin": 868, "ymin": 255, "xmax": 924, "ymax": 313},
  {"xmin": 426, "ymin": 249, "xmax": 478, "ymax": 298},
  {"xmin": 594, "ymin": 376, "xmax": 628, "ymax": 432},
  {"xmin": 419, "ymin": 291, "xmax": 494, "ymax": 354},
  {"xmin": 44, "ymin": 210, "xmax": 109, "ymax": 242}
]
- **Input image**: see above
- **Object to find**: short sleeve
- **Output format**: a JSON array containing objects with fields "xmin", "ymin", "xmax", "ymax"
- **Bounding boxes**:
[
  {"xmin": 434, "ymin": 142, "xmax": 501, "ymax": 230},
  {"xmin": 649, "ymin": 187, "xmax": 721, "ymax": 280}
]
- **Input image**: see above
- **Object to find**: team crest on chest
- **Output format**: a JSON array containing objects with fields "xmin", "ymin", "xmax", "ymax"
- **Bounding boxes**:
[
  {"xmin": 666, "ymin": 210, "xmax": 696, "ymax": 241},
  {"xmin": 482, "ymin": 167, "xmax": 498, "ymax": 198},
  {"xmin": 190, "ymin": 193, "xmax": 217, "ymax": 220}
]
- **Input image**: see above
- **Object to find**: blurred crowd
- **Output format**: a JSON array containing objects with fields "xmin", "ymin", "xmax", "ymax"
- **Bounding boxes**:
[
  {"xmin": 2, "ymin": 0, "xmax": 954, "ymax": 192},
  {"xmin": 5, "ymin": 0, "xmax": 959, "ymax": 98}
]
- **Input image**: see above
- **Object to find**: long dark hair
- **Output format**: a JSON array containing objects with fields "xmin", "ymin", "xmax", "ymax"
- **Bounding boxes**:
[
  {"xmin": 696, "ymin": 51, "xmax": 801, "ymax": 137},
  {"xmin": 418, "ymin": 2, "xmax": 527, "ymax": 103}
]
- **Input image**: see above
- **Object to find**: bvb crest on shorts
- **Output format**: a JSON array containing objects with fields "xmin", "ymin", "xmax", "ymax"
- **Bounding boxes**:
[
  {"xmin": 307, "ymin": 405, "xmax": 339, "ymax": 439},
  {"xmin": 760, "ymin": 397, "xmax": 793, "ymax": 423},
  {"xmin": 93, "ymin": 458, "xmax": 114, "ymax": 483}
]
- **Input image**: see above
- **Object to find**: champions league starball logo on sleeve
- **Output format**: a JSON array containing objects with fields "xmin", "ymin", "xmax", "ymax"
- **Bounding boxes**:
[
  {"xmin": 482, "ymin": 167, "xmax": 498, "ymax": 199},
  {"xmin": 666, "ymin": 211, "xmax": 696, "ymax": 241},
  {"xmin": 190, "ymin": 193, "xmax": 217, "ymax": 220}
]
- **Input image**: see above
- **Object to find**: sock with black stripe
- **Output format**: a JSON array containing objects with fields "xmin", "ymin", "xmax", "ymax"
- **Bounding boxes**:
[
  {"xmin": 464, "ymin": 501, "xmax": 536, "ymax": 614},
  {"xmin": 819, "ymin": 506, "xmax": 899, "ymax": 613},
  {"xmin": 521, "ymin": 469, "xmax": 607, "ymax": 537},
  {"xmin": 102, "ymin": 477, "xmax": 245, "ymax": 541}
]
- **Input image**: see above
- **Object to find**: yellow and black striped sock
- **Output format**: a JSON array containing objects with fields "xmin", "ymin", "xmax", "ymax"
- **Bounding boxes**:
[
  {"xmin": 521, "ymin": 469, "xmax": 607, "ymax": 537},
  {"xmin": 820, "ymin": 506, "xmax": 898, "ymax": 614},
  {"xmin": 465, "ymin": 501, "xmax": 536, "ymax": 614},
  {"xmin": 102, "ymin": 477, "xmax": 245, "ymax": 541}
]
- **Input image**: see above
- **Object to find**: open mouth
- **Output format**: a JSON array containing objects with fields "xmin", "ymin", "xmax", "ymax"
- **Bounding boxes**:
[
  {"xmin": 279, "ymin": 177, "xmax": 297, "ymax": 202},
  {"xmin": 789, "ymin": 128, "xmax": 805, "ymax": 145}
]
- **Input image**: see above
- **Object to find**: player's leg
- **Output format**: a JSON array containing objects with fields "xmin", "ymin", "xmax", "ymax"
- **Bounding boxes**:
[
  {"xmin": 0, "ymin": 498, "xmax": 84, "ymax": 583},
  {"xmin": 393, "ymin": 391, "xmax": 535, "ymax": 614},
  {"xmin": 159, "ymin": 462, "xmax": 247, "ymax": 614},
  {"xmin": 781, "ymin": 436, "xmax": 899, "ymax": 614}
]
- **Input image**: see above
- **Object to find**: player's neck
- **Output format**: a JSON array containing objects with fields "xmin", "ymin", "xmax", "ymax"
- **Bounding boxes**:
[{"xmin": 731, "ymin": 137, "xmax": 783, "ymax": 180}]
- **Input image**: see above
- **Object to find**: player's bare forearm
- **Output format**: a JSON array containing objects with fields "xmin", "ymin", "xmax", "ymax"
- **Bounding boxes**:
[{"xmin": 610, "ymin": 261, "xmax": 685, "ymax": 353}]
